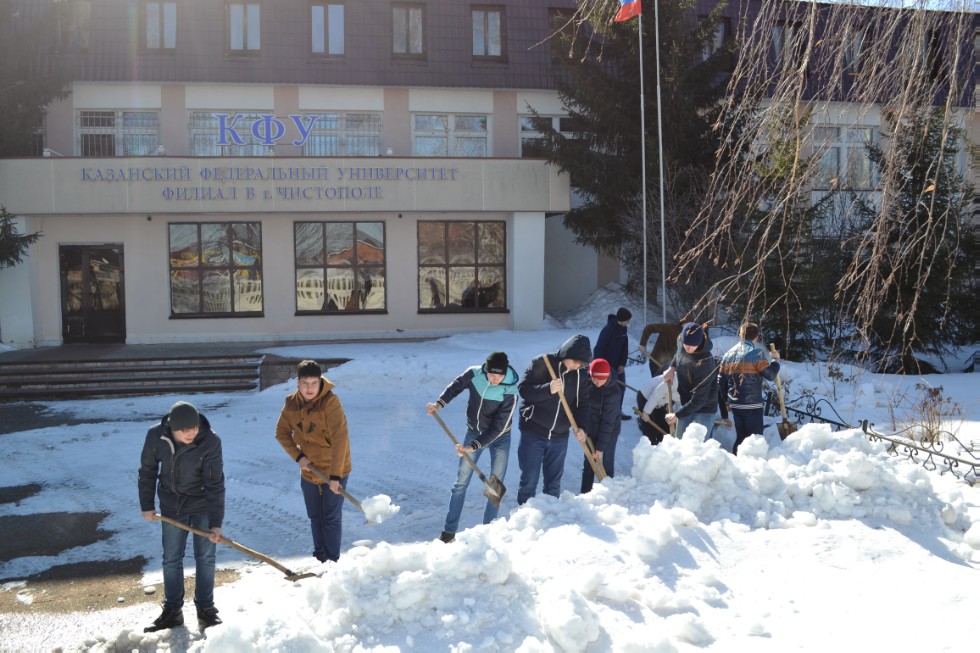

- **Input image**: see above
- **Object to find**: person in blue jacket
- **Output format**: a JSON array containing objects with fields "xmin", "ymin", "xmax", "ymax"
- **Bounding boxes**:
[
  {"xmin": 718, "ymin": 322, "xmax": 781, "ymax": 454},
  {"xmin": 516, "ymin": 334, "xmax": 592, "ymax": 504},
  {"xmin": 138, "ymin": 401, "xmax": 225, "ymax": 632},
  {"xmin": 663, "ymin": 322, "xmax": 719, "ymax": 438},
  {"xmin": 427, "ymin": 351, "xmax": 519, "ymax": 543},
  {"xmin": 593, "ymin": 307, "xmax": 632, "ymax": 419},
  {"xmin": 580, "ymin": 358, "xmax": 621, "ymax": 493}
]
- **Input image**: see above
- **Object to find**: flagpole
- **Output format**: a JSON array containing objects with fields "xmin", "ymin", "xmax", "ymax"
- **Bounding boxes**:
[
  {"xmin": 653, "ymin": 0, "xmax": 667, "ymax": 323},
  {"xmin": 639, "ymin": 12, "xmax": 648, "ymax": 326}
]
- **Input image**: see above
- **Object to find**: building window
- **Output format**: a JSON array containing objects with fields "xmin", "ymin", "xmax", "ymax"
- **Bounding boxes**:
[
  {"xmin": 169, "ymin": 222, "xmax": 263, "ymax": 317},
  {"xmin": 699, "ymin": 16, "xmax": 732, "ymax": 62},
  {"xmin": 813, "ymin": 125, "xmax": 875, "ymax": 191},
  {"xmin": 472, "ymin": 6, "xmax": 504, "ymax": 59},
  {"xmin": 55, "ymin": 0, "xmax": 92, "ymax": 52},
  {"xmin": 392, "ymin": 3, "xmax": 424, "ymax": 58},
  {"xmin": 413, "ymin": 114, "xmax": 488, "ymax": 157},
  {"xmin": 294, "ymin": 222, "xmax": 386, "ymax": 313},
  {"xmin": 311, "ymin": 1, "xmax": 344, "ymax": 55},
  {"xmin": 189, "ymin": 112, "xmax": 275, "ymax": 156},
  {"xmin": 518, "ymin": 114, "xmax": 584, "ymax": 157},
  {"xmin": 772, "ymin": 21, "xmax": 805, "ymax": 73},
  {"xmin": 418, "ymin": 221, "xmax": 506, "ymax": 311},
  {"xmin": 227, "ymin": 1, "xmax": 260, "ymax": 52},
  {"xmin": 301, "ymin": 112, "xmax": 382, "ymax": 156},
  {"xmin": 844, "ymin": 26, "xmax": 866, "ymax": 75},
  {"xmin": 143, "ymin": 1, "xmax": 176, "ymax": 50},
  {"xmin": 77, "ymin": 111, "xmax": 160, "ymax": 156}
]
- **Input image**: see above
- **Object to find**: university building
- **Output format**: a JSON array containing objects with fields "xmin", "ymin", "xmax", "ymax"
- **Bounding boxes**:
[{"xmin": 0, "ymin": 1, "xmax": 975, "ymax": 347}]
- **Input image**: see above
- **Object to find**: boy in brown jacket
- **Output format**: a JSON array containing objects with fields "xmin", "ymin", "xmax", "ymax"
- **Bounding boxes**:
[{"xmin": 275, "ymin": 360, "xmax": 352, "ymax": 563}]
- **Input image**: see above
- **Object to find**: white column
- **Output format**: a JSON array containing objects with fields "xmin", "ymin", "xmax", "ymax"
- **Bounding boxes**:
[
  {"xmin": 510, "ymin": 212, "xmax": 545, "ymax": 330},
  {"xmin": 0, "ymin": 216, "xmax": 39, "ymax": 347}
]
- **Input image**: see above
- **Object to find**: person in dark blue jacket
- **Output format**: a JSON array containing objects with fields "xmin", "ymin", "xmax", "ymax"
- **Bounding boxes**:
[
  {"xmin": 138, "ymin": 401, "xmax": 225, "ymax": 632},
  {"xmin": 593, "ymin": 307, "xmax": 632, "ymax": 419},
  {"xmin": 718, "ymin": 322, "xmax": 780, "ymax": 454},
  {"xmin": 580, "ymin": 358, "xmax": 621, "ymax": 493},
  {"xmin": 664, "ymin": 323, "xmax": 719, "ymax": 438},
  {"xmin": 427, "ymin": 351, "xmax": 519, "ymax": 542},
  {"xmin": 516, "ymin": 334, "xmax": 592, "ymax": 504}
]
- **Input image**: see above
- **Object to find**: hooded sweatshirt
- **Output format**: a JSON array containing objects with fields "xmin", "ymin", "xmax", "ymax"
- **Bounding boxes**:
[
  {"xmin": 518, "ymin": 334, "xmax": 592, "ymax": 439},
  {"xmin": 436, "ymin": 363, "xmax": 520, "ymax": 449},
  {"xmin": 668, "ymin": 334, "xmax": 719, "ymax": 417}
]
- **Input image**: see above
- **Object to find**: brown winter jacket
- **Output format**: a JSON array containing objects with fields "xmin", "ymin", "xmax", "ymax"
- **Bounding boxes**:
[
  {"xmin": 640, "ymin": 322, "xmax": 684, "ymax": 367},
  {"xmin": 275, "ymin": 376, "xmax": 352, "ymax": 483}
]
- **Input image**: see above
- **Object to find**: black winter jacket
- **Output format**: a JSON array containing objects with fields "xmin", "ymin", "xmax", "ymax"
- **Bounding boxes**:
[
  {"xmin": 138, "ymin": 413, "xmax": 225, "ymax": 527},
  {"xmin": 586, "ymin": 378, "xmax": 621, "ymax": 452},
  {"xmin": 436, "ymin": 364, "xmax": 519, "ymax": 449},
  {"xmin": 518, "ymin": 334, "xmax": 592, "ymax": 439},
  {"xmin": 593, "ymin": 314, "xmax": 629, "ymax": 371},
  {"xmin": 668, "ymin": 336, "xmax": 719, "ymax": 417}
]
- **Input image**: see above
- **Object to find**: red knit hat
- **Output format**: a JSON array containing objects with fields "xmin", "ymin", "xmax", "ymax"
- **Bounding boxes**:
[{"xmin": 589, "ymin": 358, "xmax": 611, "ymax": 380}]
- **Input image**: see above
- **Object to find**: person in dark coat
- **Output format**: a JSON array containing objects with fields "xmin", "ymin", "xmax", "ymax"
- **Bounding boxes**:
[
  {"xmin": 718, "ymin": 322, "xmax": 781, "ymax": 454},
  {"xmin": 593, "ymin": 307, "xmax": 632, "ymax": 419},
  {"xmin": 516, "ymin": 333, "xmax": 592, "ymax": 504},
  {"xmin": 664, "ymin": 323, "xmax": 719, "ymax": 438},
  {"xmin": 138, "ymin": 401, "xmax": 225, "ymax": 632},
  {"xmin": 638, "ymin": 315, "xmax": 689, "ymax": 376},
  {"xmin": 580, "ymin": 358, "xmax": 621, "ymax": 493},
  {"xmin": 426, "ymin": 351, "xmax": 519, "ymax": 543}
]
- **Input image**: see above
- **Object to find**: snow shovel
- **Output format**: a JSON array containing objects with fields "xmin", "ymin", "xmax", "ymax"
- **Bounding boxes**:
[
  {"xmin": 632, "ymin": 406, "xmax": 669, "ymax": 437},
  {"xmin": 542, "ymin": 357, "xmax": 606, "ymax": 481},
  {"xmin": 153, "ymin": 514, "xmax": 315, "ymax": 582},
  {"xmin": 305, "ymin": 463, "xmax": 368, "ymax": 518},
  {"xmin": 431, "ymin": 412, "xmax": 506, "ymax": 508},
  {"xmin": 666, "ymin": 378, "xmax": 677, "ymax": 438},
  {"xmin": 769, "ymin": 344, "xmax": 797, "ymax": 439}
]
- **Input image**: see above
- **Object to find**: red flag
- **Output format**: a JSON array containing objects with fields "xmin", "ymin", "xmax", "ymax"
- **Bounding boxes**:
[{"xmin": 614, "ymin": 0, "xmax": 641, "ymax": 22}]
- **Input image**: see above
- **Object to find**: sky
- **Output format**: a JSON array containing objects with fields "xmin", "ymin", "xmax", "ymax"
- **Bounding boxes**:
[{"xmin": 0, "ymin": 284, "xmax": 978, "ymax": 652}]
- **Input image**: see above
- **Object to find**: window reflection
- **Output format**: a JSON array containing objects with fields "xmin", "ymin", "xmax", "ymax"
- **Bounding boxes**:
[
  {"xmin": 294, "ymin": 221, "xmax": 386, "ymax": 313},
  {"xmin": 169, "ymin": 222, "xmax": 263, "ymax": 316},
  {"xmin": 417, "ymin": 220, "xmax": 506, "ymax": 311}
]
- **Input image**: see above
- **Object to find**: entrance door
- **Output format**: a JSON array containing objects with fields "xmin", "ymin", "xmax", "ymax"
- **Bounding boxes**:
[{"xmin": 60, "ymin": 245, "xmax": 126, "ymax": 343}]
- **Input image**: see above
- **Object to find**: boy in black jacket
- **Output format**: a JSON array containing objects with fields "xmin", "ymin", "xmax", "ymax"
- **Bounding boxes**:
[
  {"xmin": 516, "ymin": 334, "xmax": 591, "ymax": 504},
  {"xmin": 138, "ymin": 401, "xmax": 225, "ymax": 632}
]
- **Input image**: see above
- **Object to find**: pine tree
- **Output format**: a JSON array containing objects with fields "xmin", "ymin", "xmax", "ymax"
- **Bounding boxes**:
[
  {"xmin": 0, "ymin": 206, "xmax": 41, "ymax": 269},
  {"xmin": 531, "ymin": 1, "xmax": 734, "ymax": 297}
]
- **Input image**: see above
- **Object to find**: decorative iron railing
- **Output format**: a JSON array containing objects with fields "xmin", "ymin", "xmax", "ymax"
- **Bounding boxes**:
[
  {"xmin": 860, "ymin": 420, "xmax": 979, "ymax": 487},
  {"xmin": 763, "ymin": 389, "xmax": 852, "ymax": 431}
]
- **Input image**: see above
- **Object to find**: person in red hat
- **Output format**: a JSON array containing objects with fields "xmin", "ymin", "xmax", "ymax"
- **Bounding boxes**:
[{"xmin": 579, "ymin": 358, "xmax": 621, "ymax": 493}]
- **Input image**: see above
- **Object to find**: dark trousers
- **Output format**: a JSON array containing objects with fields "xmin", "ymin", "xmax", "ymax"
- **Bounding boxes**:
[
  {"xmin": 517, "ymin": 429, "xmax": 569, "ymax": 504},
  {"xmin": 636, "ymin": 391, "xmax": 668, "ymax": 446},
  {"xmin": 301, "ymin": 475, "xmax": 348, "ymax": 562},
  {"xmin": 580, "ymin": 431, "xmax": 617, "ymax": 493},
  {"xmin": 732, "ymin": 409, "xmax": 764, "ymax": 455}
]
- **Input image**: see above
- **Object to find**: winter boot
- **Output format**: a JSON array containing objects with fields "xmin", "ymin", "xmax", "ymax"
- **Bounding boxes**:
[
  {"xmin": 144, "ymin": 605, "xmax": 184, "ymax": 632},
  {"xmin": 439, "ymin": 531, "xmax": 455, "ymax": 543},
  {"xmin": 197, "ymin": 605, "xmax": 222, "ymax": 630}
]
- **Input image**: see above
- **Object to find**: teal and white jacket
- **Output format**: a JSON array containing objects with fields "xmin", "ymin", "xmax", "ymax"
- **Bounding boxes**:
[{"xmin": 436, "ymin": 364, "xmax": 519, "ymax": 449}]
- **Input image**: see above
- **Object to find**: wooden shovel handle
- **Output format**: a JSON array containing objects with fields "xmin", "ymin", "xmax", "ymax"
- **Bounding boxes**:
[
  {"xmin": 305, "ymin": 464, "xmax": 366, "ymax": 516},
  {"xmin": 153, "ymin": 514, "xmax": 300, "ymax": 579},
  {"xmin": 542, "ymin": 357, "xmax": 606, "ymax": 481},
  {"xmin": 432, "ymin": 412, "xmax": 491, "ymax": 485},
  {"xmin": 665, "ymin": 378, "xmax": 677, "ymax": 438},
  {"xmin": 632, "ymin": 406, "xmax": 669, "ymax": 436}
]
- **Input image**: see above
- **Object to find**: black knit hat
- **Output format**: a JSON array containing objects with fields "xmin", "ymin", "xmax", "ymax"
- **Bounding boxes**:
[
  {"xmin": 616, "ymin": 307, "xmax": 632, "ymax": 322},
  {"xmin": 485, "ymin": 351, "xmax": 509, "ymax": 375},
  {"xmin": 168, "ymin": 401, "xmax": 200, "ymax": 431}
]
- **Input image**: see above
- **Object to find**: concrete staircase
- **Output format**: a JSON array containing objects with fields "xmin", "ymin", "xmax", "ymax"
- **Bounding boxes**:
[{"xmin": 0, "ymin": 354, "xmax": 263, "ymax": 401}]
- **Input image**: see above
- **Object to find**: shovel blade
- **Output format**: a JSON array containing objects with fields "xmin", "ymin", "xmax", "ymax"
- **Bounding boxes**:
[
  {"xmin": 777, "ymin": 420, "xmax": 797, "ymax": 440},
  {"xmin": 482, "ymin": 474, "xmax": 506, "ymax": 508}
]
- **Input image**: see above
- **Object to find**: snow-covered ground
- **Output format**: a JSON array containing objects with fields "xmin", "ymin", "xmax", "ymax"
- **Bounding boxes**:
[{"xmin": 1, "ymin": 286, "xmax": 978, "ymax": 652}]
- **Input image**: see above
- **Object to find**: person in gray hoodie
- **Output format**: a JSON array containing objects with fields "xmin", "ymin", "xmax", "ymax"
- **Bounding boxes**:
[{"xmin": 516, "ymin": 334, "xmax": 592, "ymax": 504}]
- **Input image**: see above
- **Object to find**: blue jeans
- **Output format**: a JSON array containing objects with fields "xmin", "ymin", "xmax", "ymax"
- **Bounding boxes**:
[
  {"xmin": 675, "ymin": 411, "xmax": 716, "ymax": 440},
  {"xmin": 301, "ymin": 475, "xmax": 348, "ymax": 562},
  {"xmin": 732, "ymin": 408, "xmax": 764, "ymax": 455},
  {"xmin": 443, "ymin": 429, "xmax": 510, "ymax": 533},
  {"xmin": 161, "ymin": 513, "xmax": 216, "ymax": 610},
  {"xmin": 517, "ymin": 429, "xmax": 570, "ymax": 504}
]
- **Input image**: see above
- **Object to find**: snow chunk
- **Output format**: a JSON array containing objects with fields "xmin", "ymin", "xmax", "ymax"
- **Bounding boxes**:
[{"xmin": 360, "ymin": 494, "xmax": 400, "ymax": 524}]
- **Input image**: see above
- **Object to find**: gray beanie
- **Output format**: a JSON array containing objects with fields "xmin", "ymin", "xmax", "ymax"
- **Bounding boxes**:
[{"xmin": 168, "ymin": 401, "xmax": 200, "ymax": 431}]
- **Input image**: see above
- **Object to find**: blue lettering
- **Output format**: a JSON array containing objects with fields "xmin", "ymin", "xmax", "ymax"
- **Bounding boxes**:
[
  {"xmin": 291, "ymin": 115, "xmax": 318, "ymax": 147},
  {"xmin": 217, "ymin": 114, "xmax": 246, "ymax": 146},
  {"xmin": 253, "ymin": 117, "xmax": 285, "ymax": 146}
]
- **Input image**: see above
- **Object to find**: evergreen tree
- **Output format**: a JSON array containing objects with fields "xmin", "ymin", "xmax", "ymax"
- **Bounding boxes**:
[
  {"xmin": 0, "ymin": 206, "xmax": 41, "ymax": 269},
  {"xmin": 0, "ymin": 0, "xmax": 74, "ymax": 156},
  {"xmin": 848, "ymin": 109, "xmax": 975, "ymax": 372},
  {"xmin": 530, "ymin": 0, "xmax": 733, "ymax": 296}
]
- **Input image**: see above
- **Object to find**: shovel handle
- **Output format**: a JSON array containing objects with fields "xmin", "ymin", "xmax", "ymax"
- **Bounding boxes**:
[
  {"xmin": 304, "ymin": 464, "xmax": 366, "ymax": 516},
  {"xmin": 431, "ymin": 412, "xmax": 491, "ymax": 484},
  {"xmin": 665, "ymin": 378, "xmax": 677, "ymax": 438},
  {"xmin": 542, "ymin": 357, "xmax": 606, "ymax": 481},
  {"xmin": 632, "ymin": 406, "xmax": 669, "ymax": 436},
  {"xmin": 152, "ymin": 514, "xmax": 303, "ymax": 580}
]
